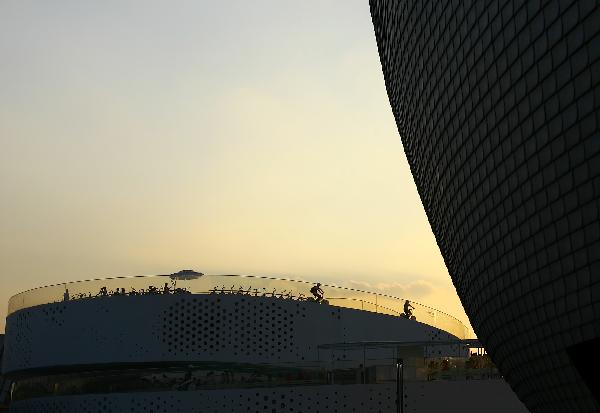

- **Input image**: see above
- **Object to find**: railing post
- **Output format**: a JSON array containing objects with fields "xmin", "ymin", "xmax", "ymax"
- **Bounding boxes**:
[{"xmin": 396, "ymin": 358, "xmax": 404, "ymax": 413}]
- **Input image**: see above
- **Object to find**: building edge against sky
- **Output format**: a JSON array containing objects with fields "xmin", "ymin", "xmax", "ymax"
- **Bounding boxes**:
[{"xmin": 370, "ymin": 1, "xmax": 600, "ymax": 412}]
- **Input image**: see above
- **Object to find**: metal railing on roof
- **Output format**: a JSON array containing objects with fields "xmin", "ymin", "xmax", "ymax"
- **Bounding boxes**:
[{"xmin": 7, "ymin": 273, "xmax": 469, "ymax": 339}]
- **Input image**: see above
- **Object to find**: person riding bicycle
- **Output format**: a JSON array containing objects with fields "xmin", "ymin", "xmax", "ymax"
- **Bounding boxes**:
[
  {"xmin": 403, "ymin": 300, "xmax": 415, "ymax": 318},
  {"xmin": 310, "ymin": 283, "xmax": 324, "ymax": 302}
]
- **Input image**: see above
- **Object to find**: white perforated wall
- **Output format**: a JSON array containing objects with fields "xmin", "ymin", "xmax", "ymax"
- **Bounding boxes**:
[
  {"xmin": 161, "ymin": 296, "xmax": 305, "ymax": 360},
  {"xmin": 3, "ymin": 295, "xmax": 457, "ymax": 374},
  {"xmin": 7, "ymin": 381, "xmax": 529, "ymax": 413},
  {"xmin": 8, "ymin": 385, "xmax": 396, "ymax": 413}
]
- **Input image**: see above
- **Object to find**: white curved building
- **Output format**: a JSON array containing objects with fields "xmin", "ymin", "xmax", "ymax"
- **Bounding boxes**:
[{"xmin": 1, "ymin": 272, "xmax": 526, "ymax": 412}]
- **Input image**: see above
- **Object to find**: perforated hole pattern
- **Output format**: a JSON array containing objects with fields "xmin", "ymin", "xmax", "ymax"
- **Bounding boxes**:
[
  {"xmin": 160, "ymin": 295, "xmax": 307, "ymax": 361},
  {"xmin": 4, "ymin": 292, "xmax": 448, "ymax": 373},
  {"xmin": 4, "ymin": 311, "xmax": 32, "ymax": 369},
  {"xmin": 9, "ymin": 385, "xmax": 396, "ymax": 413}
]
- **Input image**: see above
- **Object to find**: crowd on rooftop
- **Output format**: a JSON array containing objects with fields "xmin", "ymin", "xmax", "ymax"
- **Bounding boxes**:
[
  {"xmin": 63, "ymin": 283, "xmax": 192, "ymax": 301},
  {"xmin": 61, "ymin": 283, "xmax": 326, "ymax": 303}
]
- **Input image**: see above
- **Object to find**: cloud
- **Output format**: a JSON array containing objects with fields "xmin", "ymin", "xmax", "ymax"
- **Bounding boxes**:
[{"xmin": 347, "ymin": 279, "xmax": 435, "ymax": 299}]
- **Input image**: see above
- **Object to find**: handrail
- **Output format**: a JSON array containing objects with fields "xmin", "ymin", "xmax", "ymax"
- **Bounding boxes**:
[{"xmin": 6, "ymin": 273, "xmax": 469, "ymax": 339}]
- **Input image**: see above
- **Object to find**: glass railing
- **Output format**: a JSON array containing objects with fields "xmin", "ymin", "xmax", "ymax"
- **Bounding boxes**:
[
  {"xmin": 9, "ymin": 356, "xmax": 499, "ymax": 403},
  {"xmin": 10, "ymin": 361, "xmax": 328, "ymax": 401},
  {"xmin": 321, "ymin": 342, "xmax": 499, "ymax": 382},
  {"xmin": 420, "ymin": 355, "xmax": 501, "ymax": 381},
  {"xmin": 6, "ymin": 273, "xmax": 469, "ymax": 339}
]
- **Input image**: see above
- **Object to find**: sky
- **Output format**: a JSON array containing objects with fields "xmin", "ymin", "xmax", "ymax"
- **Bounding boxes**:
[{"xmin": 0, "ymin": 1, "xmax": 473, "ymax": 335}]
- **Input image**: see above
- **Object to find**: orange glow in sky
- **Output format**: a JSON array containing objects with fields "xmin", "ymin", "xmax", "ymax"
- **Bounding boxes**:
[{"xmin": 0, "ymin": 1, "xmax": 473, "ymax": 335}]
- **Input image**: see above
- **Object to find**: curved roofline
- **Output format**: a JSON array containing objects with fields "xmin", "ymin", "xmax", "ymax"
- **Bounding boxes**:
[{"xmin": 9, "ymin": 273, "xmax": 466, "ymax": 325}]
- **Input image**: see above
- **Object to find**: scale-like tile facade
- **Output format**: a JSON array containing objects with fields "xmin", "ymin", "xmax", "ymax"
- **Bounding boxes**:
[{"xmin": 370, "ymin": 1, "xmax": 600, "ymax": 411}]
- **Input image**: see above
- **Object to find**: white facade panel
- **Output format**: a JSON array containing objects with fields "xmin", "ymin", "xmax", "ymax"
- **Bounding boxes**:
[
  {"xmin": 7, "ymin": 381, "xmax": 528, "ymax": 413},
  {"xmin": 3, "ymin": 294, "xmax": 456, "ymax": 374}
]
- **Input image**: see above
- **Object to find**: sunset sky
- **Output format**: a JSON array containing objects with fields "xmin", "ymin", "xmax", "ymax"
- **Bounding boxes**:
[{"xmin": 0, "ymin": 1, "xmax": 473, "ymax": 335}]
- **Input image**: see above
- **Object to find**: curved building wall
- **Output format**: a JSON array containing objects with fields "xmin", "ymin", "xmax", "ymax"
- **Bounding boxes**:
[
  {"xmin": 7, "ymin": 385, "xmax": 396, "ymax": 413},
  {"xmin": 2, "ymin": 294, "xmax": 456, "ymax": 374},
  {"xmin": 7, "ymin": 381, "xmax": 529, "ymax": 413},
  {"xmin": 370, "ymin": 1, "xmax": 600, "ymax": 412},
  {"xmin": 0, "ymin": 334, "xmax": 10, "ymax": 408}
]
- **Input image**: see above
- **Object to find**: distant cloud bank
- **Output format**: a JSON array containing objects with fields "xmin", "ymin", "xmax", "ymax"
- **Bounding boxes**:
[{"xmin": 347, "ymin": 279, "xmax": 434, "ymax": 299}]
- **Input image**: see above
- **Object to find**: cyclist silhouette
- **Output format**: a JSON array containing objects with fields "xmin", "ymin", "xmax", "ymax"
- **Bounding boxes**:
[
  {"xmin": 403, "ymin": 300, "xmax": 414, "ymax": 318},
  {"xmin": 310, "ymin": 283, "xmax": 324, "ymax": 302}
]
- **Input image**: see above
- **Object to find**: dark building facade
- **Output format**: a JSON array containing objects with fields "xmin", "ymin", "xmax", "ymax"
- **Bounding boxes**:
[{"xmin": 370, "ymin": 1, "xmax": 600, "ymax": 412}]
